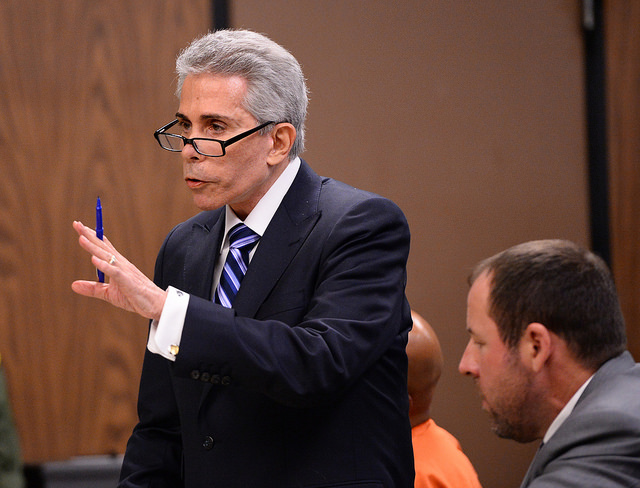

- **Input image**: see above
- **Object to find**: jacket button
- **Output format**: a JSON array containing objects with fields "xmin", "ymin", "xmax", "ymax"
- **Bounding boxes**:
[
  {"xmin": 200, "ymin": 372, "xmax": 211, "ymax": 382},
  {"xmin": 211, "ymin": 374, "xmax": 221, "ymax": 385},
  {"xmin": 190, "ymin": 370, "xmax": 200, "ymax": 380},
  {"xmin": 221, "ymin": 375, "xmax": 232, "ymax": 386},
  {"xmin": 202, "ymin": 436, "xmax": 214, "ymax": 450}
]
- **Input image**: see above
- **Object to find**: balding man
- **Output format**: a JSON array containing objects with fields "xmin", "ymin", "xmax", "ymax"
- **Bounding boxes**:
[{"xmin": 408, "ymin": 311, "xmax": 482, "ymax": 488}]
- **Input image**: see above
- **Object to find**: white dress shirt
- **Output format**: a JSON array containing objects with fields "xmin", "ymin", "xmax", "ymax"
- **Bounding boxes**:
[{"xmin": 147, "ymin": 157, "xmax": 301, "ymax": 361}]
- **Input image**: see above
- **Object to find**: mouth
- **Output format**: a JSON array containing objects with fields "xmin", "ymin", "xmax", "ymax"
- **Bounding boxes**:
[
  {"xmin": 185, "ymin": 177, "xmax": 207, "ymax": 189},
  {"xmin": 475, "ymin": 386, "xmax": 487, "ymax": 409}
]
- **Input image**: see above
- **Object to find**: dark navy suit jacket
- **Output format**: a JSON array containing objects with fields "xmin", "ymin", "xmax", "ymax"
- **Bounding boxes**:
[{"xmin": 119, "ymin": 160, "xmax": 415, "ymax": 488}]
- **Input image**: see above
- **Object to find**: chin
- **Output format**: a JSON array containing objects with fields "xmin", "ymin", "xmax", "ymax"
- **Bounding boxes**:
[
  {"xmin": 490, "ymin": 418, "xmax": 539, "ymax": 444},
  {"xmin": 191, "ymin": 194, "xmax": 223, "ymax": 212}
]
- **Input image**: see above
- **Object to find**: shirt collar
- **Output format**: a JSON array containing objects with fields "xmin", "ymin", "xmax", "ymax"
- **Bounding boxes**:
[
  {"xmin": 223, "ymin": 156, "xmax": 301, "ymax": 240},
  {"xmin": 543, "ymin": 374, "xmax": 594, "ymax": 444}
]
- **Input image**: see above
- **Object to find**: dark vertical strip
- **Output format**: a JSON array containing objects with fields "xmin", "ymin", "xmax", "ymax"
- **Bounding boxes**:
[
  {"xmin": 213, "ymin": 0, "xmax": 231, "ymax": 31},
  {"xmin": 583, "ymin": 0, "xmax": 610, "ymax": 264}
]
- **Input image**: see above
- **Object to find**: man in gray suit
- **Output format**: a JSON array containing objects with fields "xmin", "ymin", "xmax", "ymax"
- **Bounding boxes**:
[{"xmin": 459, "ymin": 239, "xmax": 640, "ymax": 488}]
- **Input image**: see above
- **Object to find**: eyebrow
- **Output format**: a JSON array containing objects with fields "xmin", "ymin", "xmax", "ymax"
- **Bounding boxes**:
[{"xmin": 175, "ymin": 112, "xmax": 235, "ymax": 124}]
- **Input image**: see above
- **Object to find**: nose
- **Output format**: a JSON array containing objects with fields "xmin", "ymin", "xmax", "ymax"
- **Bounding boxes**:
[
  {"xmin": 181, "ymin": 140, "xmax": 201, "ymax": 160},
  {"xmin": 458, "ymin": 341, "xmax": 477, "ymax": 377}
]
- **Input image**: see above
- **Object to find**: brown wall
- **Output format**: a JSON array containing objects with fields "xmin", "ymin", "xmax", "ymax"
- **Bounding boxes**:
[
  {"xmin": 0, "ymin": 1, "xmax": 637, "ymax": 488},
  {"xmin": 233, "ymin": 2, "xmax": 587, "ymax": 486},
  {"xmin": 0, "ymin": 0, "xmax": 210, "ymax": 462}
]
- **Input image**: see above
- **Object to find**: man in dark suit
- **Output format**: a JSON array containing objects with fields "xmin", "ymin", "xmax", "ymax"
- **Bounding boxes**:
[
  {"xmin": 459, "ymin": 239, "xmax": 640, "ymax": 488},
  {"xmin": 72, "ymin": 29, "xmax": 414, "ymax": 487}
]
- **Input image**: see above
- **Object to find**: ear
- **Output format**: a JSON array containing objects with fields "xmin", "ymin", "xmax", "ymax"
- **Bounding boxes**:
[
  {"xmin": 519, "ymin": 323, "xmax": 552, "ymax": 373},
  {"xmin": 266, "ymin": 123, "xmax": 296, "ymax": 166}
]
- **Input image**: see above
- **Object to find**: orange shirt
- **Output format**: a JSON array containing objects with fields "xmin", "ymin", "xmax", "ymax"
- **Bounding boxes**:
[{"xmin": 412, "ymin": 419, "xmax": 482, "ymax": 488}]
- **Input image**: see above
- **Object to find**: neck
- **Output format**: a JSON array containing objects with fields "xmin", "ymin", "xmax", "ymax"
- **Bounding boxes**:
[
  {"xmin": 539, "ymin": 358, "xmax": 595, "ymax": 435},
  {"xmin": 409, "ymin": 410, "xmax": 431, "ymax": 428}
]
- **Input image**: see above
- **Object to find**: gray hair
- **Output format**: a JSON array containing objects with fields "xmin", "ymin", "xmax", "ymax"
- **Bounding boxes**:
[{"xmin": 175, "ymin": 29, "xmax": 308, "ymax": 158}]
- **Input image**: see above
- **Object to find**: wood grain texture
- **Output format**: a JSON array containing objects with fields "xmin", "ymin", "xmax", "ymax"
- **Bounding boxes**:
[
  {"xmin": 605, "ymin": 1, "xmax": 640, "ymax": 360},
  {"xmin": 0, "ymin": 0, "xmax": 210, "ymax": 462}
]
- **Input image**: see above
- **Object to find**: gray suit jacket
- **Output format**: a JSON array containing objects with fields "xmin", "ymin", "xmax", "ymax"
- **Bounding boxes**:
[{"xmin": 520, "ymin": 351, "xmax": 640, "ymax": 488}]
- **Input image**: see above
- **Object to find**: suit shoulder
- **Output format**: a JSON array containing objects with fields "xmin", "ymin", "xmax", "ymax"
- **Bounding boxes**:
[
  {"xmin": 564, "ymin": 364, "xmax": 640, "ymax": 441},
  {"xmin": 581, "ymin": 353, "xmax": 640, "ymax": 413},
  {"xmin": 319, "ymin": 177, "xmax": 407, "ymax": 218},
  {"xmin": 586, "ymin": 371, "xmax": 640, "ymax": 416},
  {"xmin": 168, "ymin": 209, "xmax": 222, "ymax": 236}
]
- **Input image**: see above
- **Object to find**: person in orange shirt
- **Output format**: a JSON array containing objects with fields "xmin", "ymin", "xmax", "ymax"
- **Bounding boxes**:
[{"xmin": 408, "ymin": 311, "xmax": 482, "ymax": 488}]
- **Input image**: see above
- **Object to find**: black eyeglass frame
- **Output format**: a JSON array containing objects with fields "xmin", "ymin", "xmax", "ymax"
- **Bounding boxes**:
[{"xmin": 154, "ymin": 119, "xmax": 276, "ymax": 157}]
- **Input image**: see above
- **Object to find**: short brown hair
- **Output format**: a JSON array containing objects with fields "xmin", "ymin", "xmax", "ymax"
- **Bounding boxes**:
[{"xmin": 470, "ymin": 240, "xmax": 626, "ymax": 370}]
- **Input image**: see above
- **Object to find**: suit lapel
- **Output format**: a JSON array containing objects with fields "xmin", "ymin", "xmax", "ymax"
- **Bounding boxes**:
[
  {"xmin": 519, "ymin": 442, "xmax": 545, "ymax": 488},
  {"xmin": 519, "ymin": 353, "xmax": 636, "ymax": 488},
  {"xmin": 233, "ymin": 160, "xmax": 322, "ymax": 317},
  {"xmin": 197, "ymin": 162, "xmax": 321, "ymax": 410},
  {"xmin": 183, "ymin": 210, "xmax": 225, "ymax": 300}
]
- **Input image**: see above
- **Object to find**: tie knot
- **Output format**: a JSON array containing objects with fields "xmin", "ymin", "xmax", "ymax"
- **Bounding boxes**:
[{"xmin": 228, "ymin": 223, "xmax": 260, "ymax": 250}]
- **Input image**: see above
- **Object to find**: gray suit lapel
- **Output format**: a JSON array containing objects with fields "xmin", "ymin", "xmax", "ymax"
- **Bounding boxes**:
[
  {"xmin": 519, "ymin": 353, "xmax": 636, "ymax": 488},
  {"xmin": 520, "ymin": 442, "xmax": 545, "ymax": 488}
]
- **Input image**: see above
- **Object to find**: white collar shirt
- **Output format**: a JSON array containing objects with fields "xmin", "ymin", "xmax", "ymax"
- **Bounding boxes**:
[{"xmin": 213, "ymin": 156, "xmax": 301, "ymax": 291}]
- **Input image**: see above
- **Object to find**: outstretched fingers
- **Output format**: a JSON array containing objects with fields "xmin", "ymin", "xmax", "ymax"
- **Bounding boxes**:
[{"xmin": 71, "ymin": 220, "xmax": 167, "ymax": 320}]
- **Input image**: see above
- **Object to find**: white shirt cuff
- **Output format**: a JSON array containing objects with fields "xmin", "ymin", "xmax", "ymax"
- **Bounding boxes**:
[{"xmin": 147, "ymin": 286, "xmax": 189, "ymax": 361}]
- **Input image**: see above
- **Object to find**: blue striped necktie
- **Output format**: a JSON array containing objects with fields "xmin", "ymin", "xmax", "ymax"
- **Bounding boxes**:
[{"xmin": 214, "ymin": 223, "xmax": 260, "ymax": 308}]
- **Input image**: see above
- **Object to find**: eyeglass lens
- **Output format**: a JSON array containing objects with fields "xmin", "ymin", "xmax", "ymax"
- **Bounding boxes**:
[{"xmin": 157, "ymin": 134, "xmax": 224, "ymax": 157}]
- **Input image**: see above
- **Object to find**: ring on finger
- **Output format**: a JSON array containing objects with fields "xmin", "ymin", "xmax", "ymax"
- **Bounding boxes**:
[{"xmin": 108, "ymin": 255, "xmax": 117, "ymax": 265}]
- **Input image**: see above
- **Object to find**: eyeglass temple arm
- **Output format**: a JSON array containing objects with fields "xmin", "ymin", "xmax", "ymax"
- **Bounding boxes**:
[
  {"xmin": 155, "ymin": 119, "xmax": 179, "ymax": 134},
  {"xmin": 221, "ymin": 121, "xmax": 275, "ymax": 147}
]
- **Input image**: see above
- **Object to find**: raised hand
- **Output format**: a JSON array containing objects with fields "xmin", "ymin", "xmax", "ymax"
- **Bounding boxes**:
[{"xmin": 71, "ymin": 221, "xmax": 167, "ymax": 320}]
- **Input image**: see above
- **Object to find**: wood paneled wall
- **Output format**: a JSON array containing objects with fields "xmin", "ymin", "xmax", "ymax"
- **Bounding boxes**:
[
  {"xmin": 0, "ymin": 3, "xmax": 637, "ymax": 488},
  {"xmin": 0, "ymin": 1, "xmax": 211, "ymax": 462},
  {"xmin": 606, "ymin": 1, "xmax": 640, "ymax": 360}
]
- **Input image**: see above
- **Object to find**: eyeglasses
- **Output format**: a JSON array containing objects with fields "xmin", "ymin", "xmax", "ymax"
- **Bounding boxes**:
[{"xmin": 154, "ymin": 119, "xmax": 276, "ymax": 157}]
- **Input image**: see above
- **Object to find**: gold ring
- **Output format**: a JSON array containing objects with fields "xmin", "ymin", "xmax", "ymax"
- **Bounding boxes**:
[{"xmin": 108, "ymin": 255, "xmax": 117, "ymax": 265}]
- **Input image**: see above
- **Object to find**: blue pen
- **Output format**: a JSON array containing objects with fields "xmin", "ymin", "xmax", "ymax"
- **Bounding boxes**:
[{"xmin": 96, "ymin": 197, "xmax": 105, "ymax": 283}]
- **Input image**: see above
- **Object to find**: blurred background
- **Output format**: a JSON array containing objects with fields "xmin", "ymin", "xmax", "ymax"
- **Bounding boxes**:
[{"xmin": 0, "ymin": 1, "xmax": 637, "ymax": 487}]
